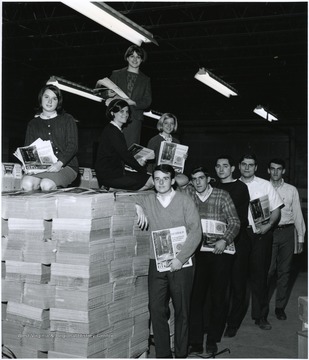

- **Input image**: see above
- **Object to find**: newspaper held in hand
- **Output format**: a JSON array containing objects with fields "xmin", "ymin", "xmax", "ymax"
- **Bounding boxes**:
[
  {"xmin": 96, "ymin": 77, "xmax": 129, "ymax": 100},
  {"xmin": 249, "ymin": 195, "xmax": 270, "ymax": 233},
  {"xmin": 125, "ymin": 143, "xmax": 155, "ymax": 173},
  {"xmin": 13, "ymin": 138, "xmax": 58, "ymax": 174},
  {"xmin": 200, "ymin": 219, "xmax": 236, "ymax": 255},
  {"xmin": 158, "ymin": 141, "xmax": 188, "ymax": 173},
  {"xmin": 152, "ymin": 226, "xmax": 192, "ymax": 272}
]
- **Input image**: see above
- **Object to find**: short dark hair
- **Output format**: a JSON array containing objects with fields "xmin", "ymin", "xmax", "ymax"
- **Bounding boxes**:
[
  {"xmin": 106, "ymin": 99, "xmax": 131, "ymax": 121},
  {"xmin": 38, "ymin": 84, "xmax": 63, "ymax": 113},
  {"xmin": 190, "ymin": 166, "xmax": 210, "ymax": 179},
  {"xmin": 152, "ymin": 164, "xmax": 175, "ymax": 180},
  {"xmin": 268, "ymin": 158, "xmax": 286, "ymax": 169},
  {"xmin": 215, "ymin": 155, "xmax": 235, "ymax": 167},
  {"xmin": 124, "ymin": 45, "xmax": 147, "ymax": 62},
  {"xmin": 239, "ymin": 153, "xmax": 258, "ymax": 165}
]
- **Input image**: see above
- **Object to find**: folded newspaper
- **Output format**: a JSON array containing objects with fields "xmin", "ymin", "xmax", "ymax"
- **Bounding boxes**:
[
  {"xmin": 125, "ymin": 143, "xmax": 155, "ymax": 173},
  {"xmin": 249, "ymin": 195, "xmax": 270, "ymax": 233},
  {"xmin": 200, "ymin": 219, "xmax": 236, "ymax": 255},
  {"xmin": 96, "ymin": 77, "xmax": 129, "ymax": 100},
  {"xmin": 158, "ymin": 141, "xmax": 188, "ymax": 173},
  {"xmin": 152, "ymin": 226, "xmax": 192, "ymax": 272},
  {"xmin": 13, "ymin": 138, "xmax": 58, "ymax": 174}
]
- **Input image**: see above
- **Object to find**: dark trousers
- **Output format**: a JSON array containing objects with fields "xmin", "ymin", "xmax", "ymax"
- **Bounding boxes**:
[
  {"xmin": 247, "ymin": 228, "xmax": 273, "ymax": 320},
  {"xmin": 148, "ymin": 259, "xmax": 195, "ymax": 358},
  {"xmin": 189, "ymin": 252, "xmax": 233, "ymax": 345},
  {"xmin": 226, "ymin": 228, "xmax": 250, "ymax": 328},
  {"xmin": 267, "ymin": 226, "xmax": 295, "ymax": 309}
]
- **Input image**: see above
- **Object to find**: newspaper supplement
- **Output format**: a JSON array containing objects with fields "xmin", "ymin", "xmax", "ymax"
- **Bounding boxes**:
[
  {"xmin": 97, "ymin": 77, "xmax": 129, "ymax": 99},
  {"xmin": 158, "ymin": 141, "xmax": 188, "ymax": 173},
  {"xmin": 128, "ymin": 144, "xmax": 155, "ymax": 162},
  {"xmin": 13, "ymin": 138, "xmax": 58, "ymax": 174},
  {"xmin": 152, "ymin": 226, "xmax": 192, "ymax": 272},
  {"xmin": 249, "ymin": 194, "xmax": 270, "ymax": 233},
  {"xmin": 200, "ymin": 219, "xmax": 236, "ymax": 255}
]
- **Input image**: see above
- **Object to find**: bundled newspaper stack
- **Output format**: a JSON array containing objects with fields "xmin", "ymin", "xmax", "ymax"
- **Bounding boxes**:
[
  {"xmin": 2, "ymin": 163, "xmax": 23, "ymax": 192},
  {"xmin": 1, "ymin": 189, "xmax": 151, "ymax": 358}
]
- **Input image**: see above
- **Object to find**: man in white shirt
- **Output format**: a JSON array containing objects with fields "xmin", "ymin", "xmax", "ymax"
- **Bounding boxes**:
[
  {"xmin": 239, "ymin": 154, "xmax": 284, "ymax": 330},
  {"xmin": 267, "ymin": 158, "xmax": 306, "ymax": 321}
]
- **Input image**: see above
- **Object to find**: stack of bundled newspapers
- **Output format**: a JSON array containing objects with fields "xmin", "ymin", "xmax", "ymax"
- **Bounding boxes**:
[{"xmin": 1, "ymin": 188, "xmax": 151, "ymax": 358}]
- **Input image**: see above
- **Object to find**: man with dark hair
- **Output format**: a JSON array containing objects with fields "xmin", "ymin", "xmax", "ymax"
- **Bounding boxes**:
[
  {"xmin": 214, "ymin": 155, "xmax": 250, "ymax": 337},
  {"xmin": 267, "ymin": 158, "xmax": 306, "ymax": 320},
  {"xmin": 187, "ymin": 166, "xmax": 240, "ymax": 355},
  {"xmin": 130, "ymin": 164, "xmax": 202, "ymax": 358},
  {"xmin": 96, "ymin": 44, "xmax": 152, "ymax": 147},
  {"xmin": 239, "ymin": 153, "xmax": 284, "ymax": 330}
]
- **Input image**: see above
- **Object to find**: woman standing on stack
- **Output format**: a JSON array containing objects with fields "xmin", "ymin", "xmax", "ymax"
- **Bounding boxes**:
[
  {"xmin": 96, "ymin": 45, "xmax": 152, "ymax": 147},
  {"xmin": 21, "ymin": 84, "xmax": 79, "ymax": 192}
]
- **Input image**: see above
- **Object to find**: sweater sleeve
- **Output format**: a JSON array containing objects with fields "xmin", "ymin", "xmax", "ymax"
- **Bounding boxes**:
[
  {"xmin": 176, "ymin": 194, "xmax": 202, "ymax": 265},
  {"xmin": 221, "ymin": 192, "xmax": 241, "ymax": 245},
  {"xmin": 111, "ymin": 126, "xmax": 147, "ymax": 173},
  {"xmin": 56, "ymin": 114, "xmax": 78, "ymax": 166}
]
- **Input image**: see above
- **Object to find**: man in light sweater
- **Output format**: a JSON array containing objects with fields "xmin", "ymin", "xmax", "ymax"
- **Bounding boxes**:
[
  {"xmin": 267, "ymin": 158, "xmax": 306, "ymax": 321},
  {"xmin": 133, "ymin": 164, "xmax": 202, "ymax": 358}
]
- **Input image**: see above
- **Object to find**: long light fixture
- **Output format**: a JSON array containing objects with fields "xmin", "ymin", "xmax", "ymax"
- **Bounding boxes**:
[
  {"xmin": 47, "ymin": 76, "xmax": 104, "ymax": 102},
  {"xmin": 253, "ymin": 105, "xmax": 278, "ymax": 122},
  {"xmin": 61, "ymin": 0, "xmax": 158, "ymax": 46},
  {"xmin": 194, "ymin": 68, "xmax": 238, "ymax": 98},
  {"xmin": 143, "ymin": 110, "xmax": 162, "ymax": 120}
]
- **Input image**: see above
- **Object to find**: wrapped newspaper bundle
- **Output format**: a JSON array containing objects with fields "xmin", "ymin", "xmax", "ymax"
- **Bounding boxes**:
[
  {"xmin": 2, "ymin": 191, "xmax": 58, "ymax": 220},
  {"xmin": 1, "ymin": 279, "xmax": 23, "ymax": 302},
  {"xmin": 21, "ymin": 325, "xmax": 54, "ymax": 352},
  {"xmin": 23, "ymin": 283, "xmax": 55, "ymax": 309},
  {"xmin": 55, "ymin": 283, "xmax": 113, "ymax": 311},
  {"xmin": 6, "ymin": 301, "xmax": 50, "ymax": 329},
  {"xmin": 2, "ymin": 162, "xmax": 22, "ymax": 192},
  {"xmin": 50, "ymin": 262, "xmax": 111, "ymax": 289},
  {"xmin": 55, "ymin": 188, "xmax": 115, "ymax": 219},
  {"xmin": 50, "ymin": 306, "xmax": 109, "ymax": 334},
  {"xmin": 53, "ymin": 329, "xmax": 111, "ymax": 357},
  {"xmin": 5, "ymin": 260, "xmax": 51, "ymax": 283}
]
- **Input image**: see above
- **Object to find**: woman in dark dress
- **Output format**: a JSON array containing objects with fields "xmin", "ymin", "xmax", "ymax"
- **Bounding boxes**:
[
  {"xmin": 95, "ymin": 99, "xmax": 153, "ymax": 191},
  {"xmin": 21, "ymin": 84, "xmax": 78, "ymax": 192}
]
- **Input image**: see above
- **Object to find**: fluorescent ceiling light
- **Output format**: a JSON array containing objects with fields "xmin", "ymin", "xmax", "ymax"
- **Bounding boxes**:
[
  {"xmin": 62, "ymin": 0, "xmax": 158, "ymax": 46},
  {"xmin": 194, "ymin": 68, "xmax": 238, "ymax": 98},
  {"xmin": 253, "ymin": 105, "xmax": 278, "ymax": 122},
  {"xmin": 143, "ymin": 110, "xmax": 162, "ymax": 120},
  {"xmin": 47, "ymin": 76, "xmax": 104, "ymax": 102}
]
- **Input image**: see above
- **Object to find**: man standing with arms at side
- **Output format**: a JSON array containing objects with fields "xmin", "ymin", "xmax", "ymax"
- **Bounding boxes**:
[
  {"xmin": 214, "ymin": 155, "xmax": 250, "ymax": 338},
  {"xmin": 267, "ymin": 158, "xmax": 306, "ymax": 320},
  {"xmin": 239, "ymin": 154, "xmax": 284, "ymax": 330}
]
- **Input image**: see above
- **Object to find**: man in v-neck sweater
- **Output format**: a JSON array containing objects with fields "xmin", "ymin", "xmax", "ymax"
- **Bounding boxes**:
[{"xmin": 130, "ymin": 164, "xmax": 202, "ymax": 358}]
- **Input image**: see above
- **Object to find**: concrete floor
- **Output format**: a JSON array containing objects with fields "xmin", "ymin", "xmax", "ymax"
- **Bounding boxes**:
[{"xmin": 148, "ymin": 259, "xmax": 308, "ymax": 359}]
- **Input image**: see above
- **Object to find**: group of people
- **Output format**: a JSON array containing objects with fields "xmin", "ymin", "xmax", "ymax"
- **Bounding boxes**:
[
  {"xmin": 19, "ymin": 44, "xmax": 305, "ymax": 358},
  {"xmin": 126, "ymin": 155, "xmax": 305, "ymax": 358}
]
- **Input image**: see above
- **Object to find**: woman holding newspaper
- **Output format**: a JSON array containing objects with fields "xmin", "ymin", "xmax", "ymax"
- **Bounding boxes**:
[
  {"xmin": 95, "ymin": 45, "xmax": 152, "ymax": 147},
  {"xmin": 147, "ymin": 112, "xmax": 189, "ymax": 188},
  {"xmin": 95, "ymin": 99, "xmax": 153, "ymax": 191},
  {"xmin": 21, "ymin": 84, "xmax": 78, "ymax": 192}
]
